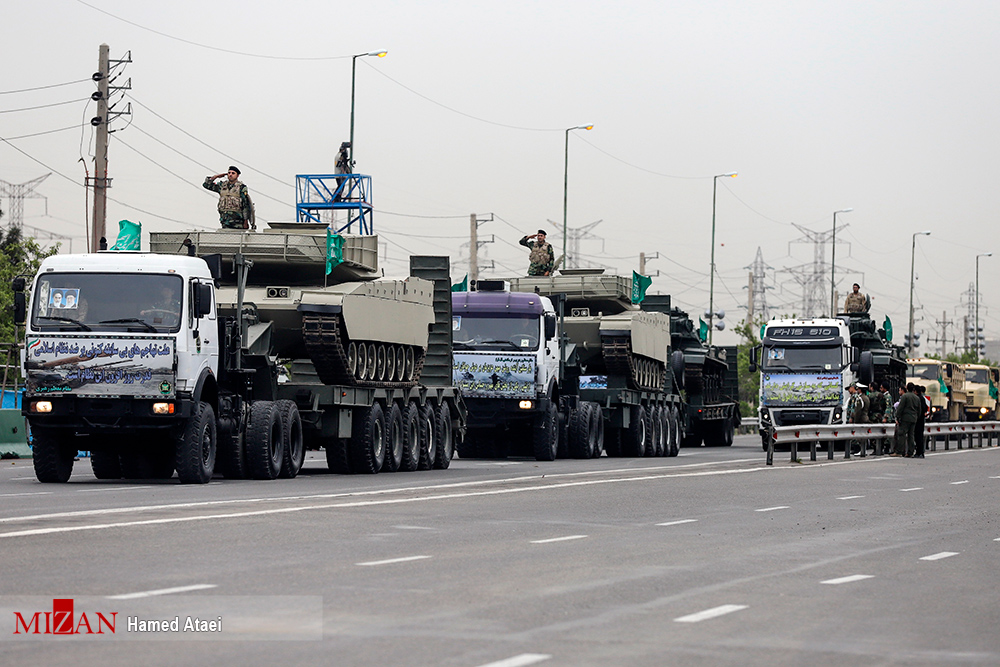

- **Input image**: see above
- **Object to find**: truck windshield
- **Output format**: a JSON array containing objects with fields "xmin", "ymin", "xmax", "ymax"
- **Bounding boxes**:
[
  {"xmin": 452, "ymin": 314, "xmax": 540, "ymax": 351},
  {"xmin": 762, "ymin": 345, "xmax": 843, "ymax": 371},
  {"xmin": 31, "ymin": 273, "xmax": 184, "ymax": 334},
  {"xmin": 965, "ymin": 368, "xmax": 988, "ymax": 384},
  {"xmin": 907, "ymin": 363, "xmax": 939, "ymax": 380}
]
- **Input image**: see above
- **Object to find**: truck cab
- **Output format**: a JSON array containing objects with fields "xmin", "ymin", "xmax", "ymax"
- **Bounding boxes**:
[
  {"xmin": 907, "ymin": 358, "xmax": 966, "ymax": 421},
  {"xmin": 960, "ymin": 363, "xmax": 995, "ymax": 420}
]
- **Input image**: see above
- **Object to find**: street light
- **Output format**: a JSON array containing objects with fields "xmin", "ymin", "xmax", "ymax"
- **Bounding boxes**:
[
  {"xmin": 708, "ymin": 172, "xmax": 737, "ymax": 345},
  {"xmin": 562, "ymin": 124, "xmax": 593, "ymax": 269},
  {"xmin": 349, "ymin": 50, "xmax": 388, "ymax": 168},
  {"xmin": 976, "ymin": 252, "xmax": 992, "ymax": 360},
  {"xmin": 830, "ymin": 208, "xmax": 853, "ymax": 315},
  {"xmin": 907, "ymin": 230, "xmax": 931, "ymax": 356}
]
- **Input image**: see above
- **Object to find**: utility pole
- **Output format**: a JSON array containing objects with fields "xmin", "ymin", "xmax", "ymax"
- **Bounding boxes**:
[
  {"xmin": 469, "ymin": 213, "xmax": 478, "ymax": 283},
  {"xmin": 90, "ymin": 44, "xmax": 110, "ymax": 252}
]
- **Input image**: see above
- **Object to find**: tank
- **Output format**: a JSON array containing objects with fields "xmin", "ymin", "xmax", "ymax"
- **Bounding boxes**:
[
  {"xmin": 507, "ymin": 270, "xmax": 671, "ymax": 391},
  {"xmin": 149, "ymin": 224, "xmax": 435, "ymax": 388}
]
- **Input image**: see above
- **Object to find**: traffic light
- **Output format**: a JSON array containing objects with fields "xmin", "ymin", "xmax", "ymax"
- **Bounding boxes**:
[{"xmin": 904, "ymin": 332, "xmax": 921, "ymax": 348}]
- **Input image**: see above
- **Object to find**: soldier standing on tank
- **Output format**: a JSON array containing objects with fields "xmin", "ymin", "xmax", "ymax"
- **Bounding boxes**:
[
  {"xmin": 844, "ymin": 283, "xmax": 867, "ymax": 313},
  {"xmin": 204, "ymin": 166, "xmax": 256, "ymax": 230},
  {"xmin": 519, "ymin": 229, "xmax": 555, "ymax": 276}
]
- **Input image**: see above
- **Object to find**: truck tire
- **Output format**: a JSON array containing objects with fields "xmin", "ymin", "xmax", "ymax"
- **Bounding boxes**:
[
  {"xmin": 325, "ymin": 438, "xmax": 352, "ymax": 474},
  {"xmin": 277, "ymin": 400, "xmax": 305, "ymax": 479},
  {"xmin": 589, "ymin": 402, "xmax": 605, "ymax": 458},
  {"xmin": 651, "ymin": 406, "xmax": 665, "ymax": 456},
  {"xmin": 32, "ymin": 429, "xmax": 75, "ymax": 483},
  {"xmin": 623, "ymin": 404, "xmax": 648, "ymax": 457},
  {"xmin": 667, "ymin": 407, "xmax": 680, "ymax": 457},
  {"xmin": 434, "ymin": 402, "xmax": 454, "ymax": 469},
  {"xmin": 533, "ymin": 402, "xmax": 559, "ymax": 461},
  {"xmin": 417, "ymin": 403, "xmax": 436, "ymax": 470},
  {"xmin": 670, "ymin": 351, "xmax": 686, "ymax": 391},
  {"xmin": 216, "ymin": 418, "xmax": 246, "ymax": 479},
  {"xmin": 568, "ymin": 404, "xmax": 594, "ymax": 459},
  {"xmin": 247, "ymin": 401, "xmax": 283, "ymax": 480},
  {"xmin": 723, "ymin": 417, "xmax": 735, "ymax": 447},
  {"xmin": 351, "ymin": 402, "xmax": 386, "ymax": 474},
  {"xmin": 382, "ymin": 402, "xmax": 405, "ymax": 472},
  {"xmin": 400, "ymin": 401, "xmax": 421, "ymax": 472},
  {"xmin": 175, "ymin": 401, "xmax": 217, "ymax": 484},
  {"xmin": 90, "ymin": 450, "xmax": 122, "ymax": 480}
]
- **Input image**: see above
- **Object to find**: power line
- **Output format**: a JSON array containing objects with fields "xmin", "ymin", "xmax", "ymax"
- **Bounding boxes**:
[
  {"xmin": 0, "ymin": 79, "xmax": 90, "ymax": 95},
  {"xmin": 4, "ymin": 123, "xmax": 87, "ymax": 140},
  {"xmin": 0, "ymin": 98, "xmax": 89, "ymax": 114},
  {"xmin": 574, "ymin": 134, "xmax": 711, "ymax": 180}
]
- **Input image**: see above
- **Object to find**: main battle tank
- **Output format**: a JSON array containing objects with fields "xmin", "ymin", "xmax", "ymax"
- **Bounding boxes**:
[
  {"xmin": 149, "ymin": 223, "xmax": 434, "ymax": 388},
  {"xmin": 507, "ymin": 270, "xmax": 671, "ymax": 391}
]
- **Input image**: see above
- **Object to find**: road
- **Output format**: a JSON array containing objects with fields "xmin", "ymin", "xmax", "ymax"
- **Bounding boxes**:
[{"xmin": 1, "ymin": 435, "xmax": 998, "ymax": 666}]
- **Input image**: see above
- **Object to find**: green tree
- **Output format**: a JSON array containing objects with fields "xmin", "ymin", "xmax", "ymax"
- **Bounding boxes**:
[
  {"xmin": 0, "ymin": 224, "xmax": 60, "ymax": 345},
  {"xmin": 733, "ymin": 316, "xmax": 766, "ymax": 417}
]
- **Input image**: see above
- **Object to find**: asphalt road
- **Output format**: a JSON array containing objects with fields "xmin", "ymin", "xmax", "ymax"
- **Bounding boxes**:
[{"xmin": 1, "ymin": 434, "xmax": 998, "ymax": 666}]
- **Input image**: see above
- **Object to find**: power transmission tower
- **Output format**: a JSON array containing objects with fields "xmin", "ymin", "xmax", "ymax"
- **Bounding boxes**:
[
  {"xmin": 744, "ymin": 247, "xmax": 772, "ymax": 322},
  {"xmin": 88, "ymin": 43, "xmax": 132, "ymax": 251},
  {"xmin": 960, "ymin": 282, "xmax": 981, "ymax": 355},
  {"xmin": 931, "ymin": 310, "xmax": 953, "ymax": 357},
  {"xmin": 781, "ymin": 223, "xmax": 852, "ymax": 318},
  {"xmin": 0, "ymin": 174, "xmax": 50, "ymax": 230}
]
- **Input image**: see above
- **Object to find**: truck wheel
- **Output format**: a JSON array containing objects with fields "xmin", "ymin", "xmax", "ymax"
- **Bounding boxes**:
[
  {"xmin": 625, "ymin": 405, "xmax": 648, "ymax": 457},
  {"xmin": 569, "ymin": 404, "xmax": 594, "ymax": 459},
  {"xmin": 277, "ymin": 400, "xmax": 305, "ymax": 479},
  {"xmin": 175, "ymin": 401, "xmax": 217, "ymax": 484},
  {"xmin": 400, "ymin": 402, "xmax": 421, "ymax": 472},
  {"xmin": 325, "ymin": 438, "xmax": 352, "ymax": 474},
  {"xmin": 667, "ymin": 407, "xmax": 680, "ymax": 457},
  {"xmin": 604, "ymin": 427, "xmax": 623, "ymax": 457},
  {"xmin": 32, "ymin": 429, "xmax": 74, "ymax": 483},
  {"xmin": 723, "ymin": 417, "xmax": 735, "ymax": 447},
  {"xmin": 247, "ymin": 401, "xmax": 283, "ymax": 480},
  {"xmin": 589, "ymin": 402, "xmax": 605, "ymax": 458},
  {"xmin": 434, "ymin": 402, "xmax": 453, "ymax": 469},
  {"xmin": 417, "ymin": 403, "xmax": 437, "ymax": 470},
  {"xmin": 533, "ymin": 402, "xmax": 559, "ymax": 461},
  {"xmin": 216, "ymin": 419, "xmax": 246, "ymax": 479},
  {"xmin": 351, "ymin": 402, "xmax": 386, "ymax": 474},
  {"xmin": 90, "ymin": 450, "xmax": 122, "ymax": 480},
  {"xmin": 650, "ymin": 406, "xmax": 664, "ymax": 456},
  {"xmin": 382, "ymin": 402, "xmax": 405, "ymax": 472}
]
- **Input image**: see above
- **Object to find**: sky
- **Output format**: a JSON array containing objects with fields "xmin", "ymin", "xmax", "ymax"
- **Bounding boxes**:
[{"xmin": 3, "ymin": 0, "xmax": 999, "ymax": 349}]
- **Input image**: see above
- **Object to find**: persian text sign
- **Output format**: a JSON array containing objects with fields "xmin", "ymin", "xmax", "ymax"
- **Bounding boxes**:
[{"xmin": 453, "ymin": 353, "xmax": 536, "ymax": 398}]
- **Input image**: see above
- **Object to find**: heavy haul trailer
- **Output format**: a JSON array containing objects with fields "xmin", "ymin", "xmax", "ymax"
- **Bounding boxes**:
[
  {"xmin": 452, "ymin": 271, "xmax": 738, "ymax": 461},
  {"xmin": 19, "ymin": 225, "xmax": 464, "ymax": 483}
]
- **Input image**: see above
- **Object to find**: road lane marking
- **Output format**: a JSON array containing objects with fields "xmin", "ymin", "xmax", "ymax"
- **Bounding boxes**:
[
  {"xmin": 0, "ymin": 492, "xmax": 52, "ymax": 498},
  {"xmin": 990, "ymin": 476, "xmax": 1000, "ymax": 479},
  {"xmin": 900, "ymin": 488, "xmax": 923, "ymax": 492},
  {"xmin": 821, "ymin": 574, "xmax": 874, "ymax": 585},
  {"xmin": 920, "ymin": 552, "xmax": 959, "ymax": 561},
  {"xmin": 755, "ymin": 506, "xmax": 789, "ymax": 512},
  {"xmin": 531, "ymin": 535, "xmax": 588, "ymax": 544},
  {"xmin": 675, "ymin": 604, "xmax": 748, "ymax": 623},
  {"xmin": 10, "ymin": 477, "xmax": 37, "ymax": 481},
  {"xmin": 950, "ymin": 480, "xmax": 969, "ymax": 485},
  {"xmin": 837, "ymin": 496, "xmax": 864, "ymax": 500},
  {"xmin": 356, "ymin": 555, "xmax": 431, "ymax": 567},
  {"xmin": 656, "ymin": 519, "xmax": 699, "ymax": 527},
  {"xmin": 108, "ymin": 584, "xmax": 217, "ymax": 600},
  {"xmin": 477, "ymin": 654, "xmax": 551, "ymax": 667},
  {"xmin": 393, "ymin": 525, "xmax": 435, "ymax": 530},
  {"xmin": 76, "ymin": 486, "xmax": 154, "ymax": 493}
]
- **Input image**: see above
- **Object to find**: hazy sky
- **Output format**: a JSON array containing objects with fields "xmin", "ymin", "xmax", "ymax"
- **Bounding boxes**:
[{"xmin": 4, "ymin": 0, "xmax": 998, "ymax": 348}]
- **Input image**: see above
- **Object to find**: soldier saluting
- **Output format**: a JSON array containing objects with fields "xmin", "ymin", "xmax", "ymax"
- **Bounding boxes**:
[
  {"xmin": 519, "ymin": 229, "xmax": 555, "ymax": 276},
  {"xmin": 204, "ymin": 166, "xmax": 256, "ymax": 230}
]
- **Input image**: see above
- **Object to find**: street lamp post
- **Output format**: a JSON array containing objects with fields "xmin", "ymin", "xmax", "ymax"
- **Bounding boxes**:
[
  {"xmin": 708, "ymin": 172, "xmax": 737, "ymax": 345},
  {"xmin": 907, "ymin": 230, "xmax": 932, "ymax": 355},
  {"xmin": 976, "ymin": 252, "xmax": 992, "ymax": 360},
  {"xmin": 349, "ymin": 50, "xmax": 387, "ymax": 168},
  {"xmin": 562, "ymin": 124, "xmax": 593, "ymax": 270},
  {"xmin": 830, "ymin": 208, "xmax": 853, "ymax": 315}
]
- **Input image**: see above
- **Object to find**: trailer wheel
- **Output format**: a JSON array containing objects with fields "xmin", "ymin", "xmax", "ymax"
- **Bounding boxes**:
[
  {"xmin": 589, "ymin": 402, "xmax": 605, "ymax": 458},
  {"xmin": 667, "ymin": 407, "xmax": 680, "ymax": 457},
  {"xmin": 246, "ymin": 401, "xmax": 282, "ymax": 480},
  {"xmin": 32, "ymin": 428, "xmax": 75, "ymax": 483},
  {"xmin": 568, "ymin": 404, "xmax": 594, "ymax": 459},
  {"xmin": 350, "ymin": 402, "xmax": 386, "ymax": 474},
  {"xmin": 722, "ymin": 417, "xmax": 735, "ymax": 447},
  {"xmin": 650, "ymin": 406, "xmax": 664, "ymax": 456},
  {"xmin": 625, "ymin": 405, "xmax": 648, "ymax": 457},
  {"xmin": 418, "ymin": 403, "xmax": 437, "ymax": 470},
  {"xmin": 175, "ymin": 401, "xmax": 217, "ymax": 484},
  {"xmin": 90, "ymin": 449, "xmax": 122, "ymax": 480},
  {"xmin": 400, "ymin": 401, "xmax": 421, "ymax": 472},
  {"xmin": 277, "ymin": 400, "xmax": 305, "ymax": 478},
  {"xmin": 325, "ymin": 438, "xmax": 352, "ymax": 474},
  {"xmin": 434, "ymin": 402, "xmax": 453, "ymax": 469},
  {"xmin": 533, "ymin": 402, "xmax": 559, "ymax": 461},
  {"xmin": 382, "ymin": 403, "xmax": 405, "ymax": 472}
]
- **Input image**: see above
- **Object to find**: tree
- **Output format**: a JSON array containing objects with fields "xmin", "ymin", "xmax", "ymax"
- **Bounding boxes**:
[
  {"xmin": 733, "ymin": 316, "xmax": 766, "ymax": 417},
  {"xmin": 0, "ymin": 224, "xmax": 60, "ymax": 346}
]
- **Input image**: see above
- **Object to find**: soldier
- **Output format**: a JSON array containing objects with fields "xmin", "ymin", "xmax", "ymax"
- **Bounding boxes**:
[
  {"xmin": 519, "ymin": 229, "xmax": 555, "ymax": 277},
  {"xmin": 204, "ymin": 166, "xmax": 256, "ymax": 230},
  {"xmin": 844, "ymin": 283, "xmax": 867, "ymax": 313},
  {"xmin": 894, "ymin": 383, "xmax": 922, "ymax": 456}
]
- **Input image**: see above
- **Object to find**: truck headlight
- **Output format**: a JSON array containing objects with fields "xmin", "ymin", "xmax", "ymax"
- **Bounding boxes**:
[
  {"xmin": 152, "ymin": 402, "xmax": 175, "ymax": 415},
  {"xmin": 518, "ymin": 400, "xmax": 534, "ymax": 409},
  {"xmin": 31, "ymin": 401, "xmax": 52, "ymax": 413},
  {"xmin": 981, "ymin": 407, "xmax": 989, "ymax": 415}
]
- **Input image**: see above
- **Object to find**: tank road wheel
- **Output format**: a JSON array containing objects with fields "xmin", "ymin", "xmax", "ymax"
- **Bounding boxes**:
[
  {"xmin": 175, "ymin": 402, "xmax": 217, "ymax": 484},
  {"xmin": 589, "ymin": 402, "xmax": 605, "ymax": 458},
  {"xmin": 325, "ymin": 438, "xmax": 352, "ymax": 474},
  {"xmin": 386, "ymin": 345, "xmax": 398, "ymax": 382},
  {"xmin": 246, "ymin": 401, "xmax": 283, "ymax": 480},
  {"xmin": 32, "ymin": 429, "xmax": 75, "ymax": 483},
  {"xmin": 376, "ymin": 344, "xmax": 388, "ymax": 382},
  {"xmin": 395, "ymin": 347, "xmax": 406, "ymax": 382},
  {"xmin": 668, "ymin": 407, "xmax": 681, "ymax": 457},
  {"xmin": 418, "ymin": 403, "xmax": 437, "ymax": 470},
  {"xmin": 382, "ymin": 402, "xmax": 405, "ymax": 472},
  {"xmin": 434, "ymin": 402, "xmax": 454, "ymax": 469},
  {"xmin": 350, "ymin": 402, "xmax": 386, "ymax": 474},
  {"xmin": 533, "ymin": 402, "xmax": 559, "ymax": 461},
  {"xmin": 404, "ymin": 347, "xmax": 416, "ymax": 382},
  {"xmin": 361, "ymin": 343, "xmax": 374, "ymax": 381},
  {"xmin": 569, "ymin": 404, "xmax": 595, "ymax": 459},
  {"xmin": 90, "ymin": 449, "xmax": 122, "ymax": 480},
  {"xmin": 277, "ymin": 400, "xmax": 305, "ymax": 478},
  {"xmin": 401, "ymin": 401, "xmax": 421, "ymax": 472},
  {"xmin": 347, "ymin": 341, "xmax": 359, "ymax": 378},
  {"xmin": 625, "ymin": 405, "xmax": 648, "ymax": 457}
]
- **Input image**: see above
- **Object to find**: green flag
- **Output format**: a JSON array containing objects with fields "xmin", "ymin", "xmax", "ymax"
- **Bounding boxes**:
[
  {"xmin": 990, "ymin": 376, "xmax": 999, "ymax": 400},
  {"xmin": 110, "ymin": 219, "xmax": 141, "ymax": 251},
  {"xmin": 631, "ymin": 270, "xmax": 652, "ymax": 304},
  {"xmin": 883, "ymin": 316, "xmax": 893, "ymax": 342},
  {"xmin": 325, "ymin": 229, "xmax": 344, "ymax": 275},
  {"xmin": 698, "ymin": 318, "xmax": 708, "ymax": 343},
  {"xmin": 451, "ymin": 274, "xmax": 468, "ymax": 292},
  {"xmin": 938, "ymin": 377, "xmax": 949, "ymax": 395},
  {"xmin": 759, "ymin": 324, "xmax": 767, "ymax": 340}
]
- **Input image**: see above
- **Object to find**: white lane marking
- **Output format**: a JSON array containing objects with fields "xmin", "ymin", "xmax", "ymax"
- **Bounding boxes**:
[
  {"xmin": 821, "ymin": 574, "xmax": 874, "ymax": 585},
  {"xmin": 531, "ymin": 535, "xmax": 588, "ymax": 544},
  {"xmin": 755, "ymin": 506, "xmax": 789, "ymax": 512},
  {"xmin": 76, "ymin": 486, "xmax": 154, "ymax": 493},
  {"xmin": 356, "ymin": 555, "xmax": 431, "ymax": 567},
  {"xmin": 107, "ymin": 584, "xmax": 216, "ymax": 600},
  {"xmin": 920, "ymin": 552, "xmax": 959, "ymax": 561},
  {"xmin": 656, "ymin": 519, "xmax": 699, "ymax": 527},
  {"xmin": 675, "ymin": 604, "xmax": 748, "ymax": 623},
  {"xmin": 950, "ymin": 480, "xmax": 969, "ymax": 485},
  {"xmin": 837, "ymin": 496, "xmax": 864, "ymax": 500},
  {"xmin": 476, "ymin": 462, "xmax": 523, "ymax": 466},
  {"xmin": 392, "ymin": 525, "xmax": 435, "ymax": 531},
  {"xmin": 476, "ymin": 654, "xmax": 552, "ymax": 667},
  {"xmin": 10, "ymin": 477, "xmax": 37, "ymax": 481},
  {"xmin": 0, "ymin": 492, "xmax": 52, "ymax": 498},
  {"xmin": 900, "ymin": 487, "xmax": 923, "ymax": 492},
  {"xmin": 990, "ymin": 476, "xmax": 1000, "ymax": 479}
]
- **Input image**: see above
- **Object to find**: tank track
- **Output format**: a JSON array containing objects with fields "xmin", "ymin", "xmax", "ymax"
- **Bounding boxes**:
[
  {"xmin": 302, "ymin": 314, "xmax": 424, "ymax": 388},
  {"xmin": 601, "ymin": 337, "xmax": 665, "ymax": 392}
]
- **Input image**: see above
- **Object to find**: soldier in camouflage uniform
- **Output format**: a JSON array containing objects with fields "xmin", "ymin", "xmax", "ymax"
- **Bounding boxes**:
[
  {"xmin": 843, "ymin": 282, "xmax": 867, "ymax": 313},
  {"xmin": 519, "ymin": 229, "xmax": 555, "ymax": 276},
  {"xmin": 204, "ymin": 166, "xmax": 256, "ymax": 230}
]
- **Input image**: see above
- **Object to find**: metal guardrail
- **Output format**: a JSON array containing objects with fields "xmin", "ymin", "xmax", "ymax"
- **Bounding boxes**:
[
  {"xmin": 738, "ymin": 417, "xmax": 758, "ymax": 435},
  {"xmin": 765, "ymin": 421, "xmax": 1000, "ymax": 465}
]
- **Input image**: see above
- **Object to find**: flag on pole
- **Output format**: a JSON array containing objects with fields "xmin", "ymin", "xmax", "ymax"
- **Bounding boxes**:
[
  {"xmin": 451, "ymin": 274, "xmax": 468, "ymax": 292},
  {"xmin": 631, "ymin": 270, "xmax": 652, "ymax": 304},
  {"xmin": 883, "ymin": 316, "xmax": 893, "ymax": 342},
  {"xmin": 110, "ymin": 219, "xmax": 141, "ymax": 251},
  {"xmin": 698, "ymin": 318, "xmax": 708, "ymax": 343},
  {"xmin": 325, "ymin": 229, "xmax": 344, "ymax": 275}
]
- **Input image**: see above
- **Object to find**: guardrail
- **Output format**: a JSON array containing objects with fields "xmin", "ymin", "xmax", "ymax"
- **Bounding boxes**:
[
  {"xmin": 765, "ymin": 421, "xmax": 1000, "ymax": 465},
  {"xmin": 738, "ymin": 417, "xmax": 758, "ymax": 435}
]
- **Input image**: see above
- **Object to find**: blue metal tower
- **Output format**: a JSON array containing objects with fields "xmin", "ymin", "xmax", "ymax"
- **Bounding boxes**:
[{"xmin": 295, "ymin": 173, "xmax": 373, "ymax": 234}]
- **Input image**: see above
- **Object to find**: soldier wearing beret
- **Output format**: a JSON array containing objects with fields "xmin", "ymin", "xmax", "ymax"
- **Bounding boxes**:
[
  {"xmin": 204, "ymin": 166, "xmax": 256, "ymax": 230},
  {"xmin": 519, "ymin": 229, "xmax": 555, "ymax": 277}
]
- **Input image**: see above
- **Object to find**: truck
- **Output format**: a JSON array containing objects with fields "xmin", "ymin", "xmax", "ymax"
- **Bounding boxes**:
[
  {"xmin": 961, "ymin": 363, "xmax": 997, "ymax": 420},
  {"xmin": 752, "ymin": 310, "xmax": 906, "ymax": 449},
  {"xmin": 17, "ymin": 226, "xmax": 465, "ymax": 483},
  {"xmin": 906, "ymin": 358, "xmax": 966, "ymax": 421},
  {"xmin": 451, "ymin": 270, "xmax": 739, "ymax": 460}
]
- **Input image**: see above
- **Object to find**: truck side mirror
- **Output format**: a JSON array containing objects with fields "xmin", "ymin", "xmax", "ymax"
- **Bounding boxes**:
[
  {"xmin": 193, "ymin": 283, "xmax": 213, "ymax": 319},
  {"xmin": 544, "ymin": 313, "xmax": 556, "ymax": 339},
  {"xmin": 13, "ymin": 292, "xmax": 26, "ymax": 326},
  {"xmin": 748, "ymin": 345, "xmax": 759, "ymax": 373}
]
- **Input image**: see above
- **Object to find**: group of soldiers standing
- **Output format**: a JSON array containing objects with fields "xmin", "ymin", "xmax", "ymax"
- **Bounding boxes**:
[{"xmin": 847, "ymin": 381, "xmax": 930, "ymax": 458}]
